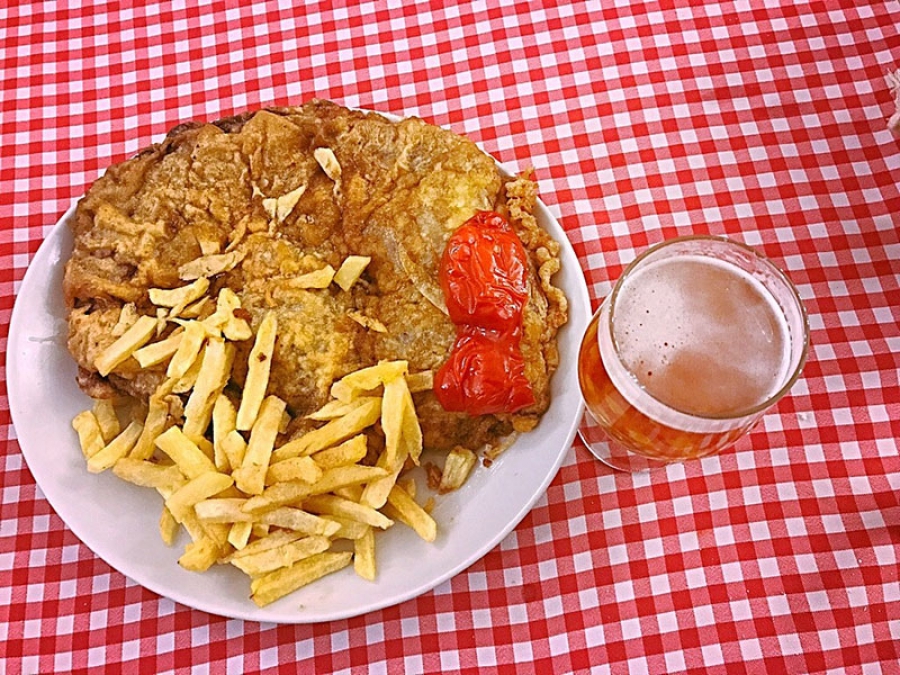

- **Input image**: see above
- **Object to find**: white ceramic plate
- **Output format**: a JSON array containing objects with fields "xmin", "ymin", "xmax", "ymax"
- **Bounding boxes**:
[{"xmin": 8, "ymin": 162, "xmax": 590, "ymax": 624}]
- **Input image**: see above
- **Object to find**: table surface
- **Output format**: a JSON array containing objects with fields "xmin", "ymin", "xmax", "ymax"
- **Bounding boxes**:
[{"xmin": 2, "ymin": 1, "xmax": 899, "ymax": 673}]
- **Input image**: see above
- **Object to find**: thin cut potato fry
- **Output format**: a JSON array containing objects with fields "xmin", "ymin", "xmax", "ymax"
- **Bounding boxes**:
[
  {"xmin": 258, "ymin": 508, "xmax": 341, "ymax": 537},
  {"xmin": 166, "ymin": 320, "xmax": 208, "ymax": 379},
  {"xmin": 94, "ymin": 315, "xmax": 158, "ymax": 376},
  {"xmin": 172, "ymin": 344, "xmax": 205, "ymax": 393},
  {"xmin": 228, "ymin": 530, "xmax": 304, "ymax": 560},
  {"xmin": 272, "ymin": 397, "xmax": 381, "ymax": 461},
  {"xmin": 310, "ymin": 435, "xmax": 367, "ymax": 469},
  {"xmin": 231, "ymin": 535, "xmax": 331, "ymax": 577},
  {"xmin": 228, "ymin": 521, "xmax": 253, "ymax": 551},
  {"xmin": 148, "ymin": 278, "xmax": 210, "ymax": 309},
  {"xmin": 130, "ymin": 393, "xmax": 171, "ymax": 460},
  {"xmin": 385, "ymin": 485, "xmax": 437, "ymax": 542},
  {"xmin": 112, "ymin": 458, "xmax": 184, "ymax": 489},
  {"xmin": 133, "ymin": 331, "xmax": 183, "ymax": 368},
  {"xmin": 399, "ymin": 383, "xmax": 423, "ymax": 465},
  {"xmin": 381, "ymin": 376, "xmax": 407, "ymax": 468},
  {"xmin": 165, "ymin": 471, "xmax": 234, "ymax": 523},
  {"xmin": 221, "ymin": 430, "xmax": 248, "ymax": 472},
  {"xmin": 250, "ymin": 551, "xmax": 353, "ymax": 607},
  {"xmin": 266, "ymin": 456, "xmax": 323, "ymax": 485},
  {"xmin": 439, "ymin": 447, "xmax": 478, "ymax": 493},
  {"xmin": 111, "ymin": 303, "xmax": 138, "ymax": 336},
  {"xmin": 234, "ymin": 395, "xmax": 286, "ymax": 495},
  {"xmin": 154, "ymin": 426, "xmax": 217, "ymax": 479},
  {"xmin": 92, "ymin": 399, "xmax": 121, "ymax": 443},
  {"xmin": 178, "ymin": 536, "xmax": 220, "ymax": 572},
  {"xmin": 302, "ymin": 494, "xmax": 393, "ymax": 530},
  {"xmin": 321, "ymin": 515, "xmax": 369, "ymax": 541},
  {"xmin": 306, "ymin": 396, "xmax": 381, "ymax": 421},
  {"xmin": 183, "ymin": 338, "xmax": 235, "ymax": 438},
  {"xmin": 333, "ymin": 255, "xmax": 370, "ymax": 292},
  {"xmin": 288, "ymin": 265, "xmax": 335, "ymax": 289},
  {"xmin": 330, "ymin": 360, "xmax": 407, "ymax": 403},
  {"xmin": 87, "ymin": 421, "xmax": 144, "ymax": 473},
  {"xmin": 194, "ymin": 498, "xmax": 252, "ymax": 523},
  {"xmin": 236, "ymin": 312, "xmax": 278, "ymax": 431},
  {"xmin": 159, "ymin": 506, "xmax": 180, "ymax": 546},
  {"xmin": 72, "ymin": 411, "xmax": 105, "ymax": 459},
  {"xmin": 359, "ymin": 447, "xmax": 406, "ymax": 510},
  {"xmin": 354, "ymin": 526, "xmax": 376, "ymax": 581},
  {"xmin": 212, "ymin": 395, "xmax": 237, "ymax": 471}
]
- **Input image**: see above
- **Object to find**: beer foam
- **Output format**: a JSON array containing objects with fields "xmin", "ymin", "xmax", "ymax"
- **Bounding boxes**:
[{"xmin": 610, "ymin": 255, "xmax": 790, "ymax": 418}]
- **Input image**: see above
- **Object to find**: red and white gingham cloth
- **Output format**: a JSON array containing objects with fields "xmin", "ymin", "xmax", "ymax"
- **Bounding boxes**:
[{"xmin": 2, "ymin": 1, "xmax": 899, "ymax": 672}]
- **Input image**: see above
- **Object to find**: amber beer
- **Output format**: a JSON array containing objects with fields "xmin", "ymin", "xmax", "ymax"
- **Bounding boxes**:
[{"xmin": 578, "ymin": 236, "xmax": 808, "ymax": 471}]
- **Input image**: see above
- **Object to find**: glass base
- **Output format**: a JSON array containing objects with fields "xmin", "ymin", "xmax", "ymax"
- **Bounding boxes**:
[{"xmin": 577, "ymin": 409, "xmax": 672, "ymax": 473}]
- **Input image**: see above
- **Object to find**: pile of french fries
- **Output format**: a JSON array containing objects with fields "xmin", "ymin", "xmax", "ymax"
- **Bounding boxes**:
[{"xmin": 70, "ymin": 261, "xmax": 479, "ymax": 607}]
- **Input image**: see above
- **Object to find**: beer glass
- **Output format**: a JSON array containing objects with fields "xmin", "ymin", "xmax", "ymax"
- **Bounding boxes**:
[{"xmin": 577, "ymin": 236, "xmax": 809, "ymax": 472}]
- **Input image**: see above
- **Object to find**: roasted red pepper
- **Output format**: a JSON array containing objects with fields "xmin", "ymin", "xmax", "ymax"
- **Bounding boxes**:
[{"xmin": 435, "ymin": 211, "xmax": 535, "ymax": 416}]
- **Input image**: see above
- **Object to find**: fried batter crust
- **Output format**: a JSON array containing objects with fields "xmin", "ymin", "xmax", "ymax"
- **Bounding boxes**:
[{"xmin": 64, "ymin": 100, "xmax": 567, "ymax": 452}]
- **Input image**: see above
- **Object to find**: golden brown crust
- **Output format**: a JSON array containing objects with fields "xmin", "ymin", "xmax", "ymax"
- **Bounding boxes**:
[{"xmin": 64, "ymin": 100, "xmax": 568, "ymax": 452}]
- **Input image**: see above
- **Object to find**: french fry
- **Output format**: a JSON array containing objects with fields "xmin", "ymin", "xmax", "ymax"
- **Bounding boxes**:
[
  {"xmin": 381, "ymin": 376, "xmax": 407, "ymax": 469},
  {"xmin": 172, "ymin": 344, "xmax": 206, "ymax": 393},
  {"xmin": 180, "ymin": 296, "xmax": 214, "ymax": 319},
  {"xmin": 212, "ymin": 395, "xmax": 237, "ymax": 471},
  {"xmin": 165, "ymin": 471, "xmax": 234, "ymax": 523},
  {"xmin": 258, "ymin": 507, "xmax": 342, "ymax": 537},
  {"xmin": 302, "ymin": 494, "xmax": 393, "ymax": 530},
  {"xmin": 178, "ymin": 536, "xmax": 220, "ymax": 572},
  {"xmin": 400, "ymin": 383, "xmax": 423, "ymax": 465},
  {"xmin": 87, "ymin": 421, "xmax": 144, "ymax": 473},
  {"xmin": 183, "ymin": 338, "xmax": 235, "ymax": 438},
  {"xmin": 272, "ymin": 397, "xmax": 381, "ymax": 461},
  {"xmin": 133, "ymin": 330, "xmax": 183, "ymax": 368},
  {"xmin": 149, "ymin": 278, "xmax": 210, "ymax": 314},
  {"xmin": 230, "ymin": 535, "xmax": 332, "ymax": 577},
  {"xmin": 92, "ymin": 399, "xmax": 121, "ymax": 443},
  {"xmin": 347, "ymin": 311, "xmax": 387, "ymax": 333},
  {"xmin": 306, "ymin": 396, "xmax": 381, "ymax": 421},
  {"xmin": 166, "ymin": 320, "xmax": 208, "ymax": 379},
  {"xmin": 310, "ymin": 435, "xmax": 367, "ymax": 469},
  {"xmin": 359, "ymin": 448, "xmax": 405, "ymax": 510},
  {"xmin": 228, "ymin": 530, "xmax": 304, "ymax": 560},
  {"xmin": 234, "ymin": 395, "xmax": 286, "ymax": 495},
  {"xmin": 159, "ymin": 506, "xmax": 180, "ymax": 546},
  {"xmin": 333, "ymin": 255, "xmax": 370, "ymax": 292},
  {"xmin": 204, "ymin": 288, "xmax": 252, "ymax": 341},
  {"xmin": 72, "ymin": 410, "xmax": 105, "ymax": 459},
  {"xmin": 228, "ymin": 521, "xmax": 253, "ymax": 551},
  {"xmin": 194, "ymin": 498, "xmax": 252, "ymax": 523},
  {"xmin": 178, "ymin": 251, "xmax": 243, "ymax": 281},
  {"xmin": 354, "ymin": 526, "xmax": 376, "ymax": 581},
  {"xmin": 113, "ymin": 458, "xmax": 184, "ymax": 489},
  {"xmin": 94, "ymin": 315, "xmax": 158, "ymax": 376},
  {"xmin": 250, "ymin": 551, "xmax": 353, "ymax": 607},
  {"xmin": 236, "ymin": 312, "xmax": 277, "ymax": 431},
  {"xmin": 385, "ymin": 485, "xmax": 437, "ymax": 542},
  {"xmin": 439, "ymin": 447, "xmax": 478, "ymax": 493},
  {"xmin": 130, "ymin": 393, "xmax": 171, "ymax": 460},
  {"xmin": 330, "ymin": 360, "xmax": 407, "ymax": 403},
  {"xmin": 111, "ymin": 303, "xmax": 139, "ymax": 336},
  {"xmin": 321, "ymin": 515, "xmax": 370, "ymax": 540},
  {"xmin": 154, "ymin": 426, "xmax": 217, "ymax": 479},
  {"xmin": 288, "ymin": 265, "xmax": 335, "ymax": 289},
  {"xmin": 221, "ymin": 430, "xmax": 248, "ymax": 472},
  {"xmin": 266, "ymin": 456, "xmax": 323, "ymax": 485}
]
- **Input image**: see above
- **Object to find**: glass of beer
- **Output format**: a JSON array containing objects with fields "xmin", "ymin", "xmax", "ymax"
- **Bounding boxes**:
[{"xmin": 577, "ymin": 235, "xmax": 809, "ymax": 472}]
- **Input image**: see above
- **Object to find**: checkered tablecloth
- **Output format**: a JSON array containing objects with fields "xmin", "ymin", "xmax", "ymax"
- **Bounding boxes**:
[{"xmin": 2, "ymin": 1, "xmax": 899, "ymax": 673}]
